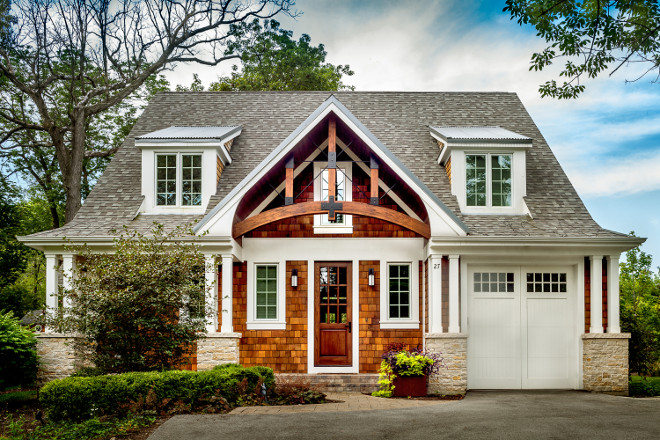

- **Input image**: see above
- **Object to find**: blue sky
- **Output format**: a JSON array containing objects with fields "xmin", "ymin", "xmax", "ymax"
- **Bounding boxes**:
[{"xmin": 168, "ymin": 0, "xmax": 660, "ymax": 266}]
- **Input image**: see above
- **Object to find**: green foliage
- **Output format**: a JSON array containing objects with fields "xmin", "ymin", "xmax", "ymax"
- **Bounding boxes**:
[
  {"xmin": 0, "ymin": 311, "xmax": 37, "ymax": 389},
  {"xmin": 0, "ymin": 178, "xmax": 27, "ymax": 291},
  {"xmin": 505, "ymin": 0, "xmax": 660, "ymax": 98},
  {"xmin": 209, "ymin": 19, "xmax": 354, "ymax": 91},
  {"xmin": 629, "ymin": 375, "xmax": 660, "ymax": 397},
  {"xmin": 48, "ymin": 224, "xmax": 209, "ymax": 373},
  {"xmin": 620, "ymin": 234, "xmax": 660, "ymax": 376},
  {"xmin": 0, "ymin": 389, "xmax": 37, "ymax": 408},
  {"xmin": 372, "ymin": 360, "xmax": 395, "ymax": 398},
  {"xmin": 39, "ymin": 365, "xmax": 274, "ymax": 421},
  {"xmin": 393, "ymin": 351, "xmax": 436, "ymax": 377},
  {"xmin": 2, "ymin": 413, "xmax": 156, "ymax": 440},
  {"xmin": 0, "ymin": 284, "xmax": 39, "ymax": 320}
]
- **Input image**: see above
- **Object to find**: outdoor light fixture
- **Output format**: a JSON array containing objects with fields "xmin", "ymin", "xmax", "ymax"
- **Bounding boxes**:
[
  {"xmin": 291, "ymin": 269, "xmax": 298, "ymax": 287},
  {"xmin": 368, "ymin": 268, "xmax": 375, "ymax": 286}
]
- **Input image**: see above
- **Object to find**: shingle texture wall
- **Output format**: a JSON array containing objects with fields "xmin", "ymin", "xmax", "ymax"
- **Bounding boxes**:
[
  {"xmin": 582, "ymin": 334, "xmax": 630, "ymax": 395},
  {"xmin": 26, "ymin": 91, "xmax": 628, "ymax": 241}
]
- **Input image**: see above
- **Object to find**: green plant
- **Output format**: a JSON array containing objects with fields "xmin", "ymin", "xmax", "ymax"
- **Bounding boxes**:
[
  {"xmin": 629, "ymin": 375, "xmax": 660, "ymax": 397},
  {"xmin": 40, "ymin": 365, "xmax": 274, "ymax": 421},
  {"xmin": 371, "ymin": 344, "xmax": 443, "ymax": 398},
  {"xmin": 0, "ymin": 311, "xmax": 38, "ymax": 389}
]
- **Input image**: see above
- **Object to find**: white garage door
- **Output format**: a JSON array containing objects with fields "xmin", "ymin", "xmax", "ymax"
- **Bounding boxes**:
[{"xmin": 467, "ymin": 267, "xmax": 577, "ymax": 389}]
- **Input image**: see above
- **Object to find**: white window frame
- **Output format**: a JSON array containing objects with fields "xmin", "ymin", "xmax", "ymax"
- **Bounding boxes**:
[
  {"xmin": 313, "ymin": 161, "xmax": 353, "ymax": 234},
  {"xmin": 465, "ymin": 152, "xmax": 512, "ymax": 209},
  {"xmin": 246, "ymin": 262, "xmax": 286, "ymax": 330},
  {"xmin": 379, "ymin": 261, "xmax": 419, "ymax": 329},
  {"xmin": 155, "ymin": 152, "xmax": 203, "ymax": 208}
]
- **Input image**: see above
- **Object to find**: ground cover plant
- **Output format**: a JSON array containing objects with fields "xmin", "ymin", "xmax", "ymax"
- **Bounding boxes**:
[{"xmin": 629, "ymin": 375, "xmax": 660, "ymax": 397}]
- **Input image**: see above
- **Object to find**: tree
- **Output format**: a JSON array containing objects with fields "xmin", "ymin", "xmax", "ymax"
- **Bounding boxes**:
[
  {"xmin": 505, "ymin": 0, "xmax": 660, "ymax": 98},
  {"xmin": 0, "ymin": 311, "xmax": 38, "ymax": 388},
  {"xmin": 0, "ymin": 0, "xmax": 294, "ymax": 223},
  {"xmin": 208, "ymin": 19, "xmax": 354, "ymax": 91},
  {"xmin": 51, "ymin": 224, "xmax": 210, "ymax": 373},
  {"xmin": 619, "ymin": 233, "xmax": 660, "ymax": 375}
]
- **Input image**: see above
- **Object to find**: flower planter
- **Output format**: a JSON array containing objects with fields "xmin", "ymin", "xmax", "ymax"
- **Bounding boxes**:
[{"xmin": 392, "ymin": 375, "xmax": 427, "ymax": 397}]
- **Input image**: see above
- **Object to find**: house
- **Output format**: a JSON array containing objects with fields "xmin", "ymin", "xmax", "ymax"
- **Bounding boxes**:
[{"xmin": 21, "ymin": 91, "xmax": 641, "ymax": 394}]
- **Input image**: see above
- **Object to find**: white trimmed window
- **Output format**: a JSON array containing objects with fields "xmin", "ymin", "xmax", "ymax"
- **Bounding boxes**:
[
  {"xmin": 246, "ymin": 263, "xmax": 286, "ymax": 329},
  {"xmin": 313, "ymin": 161, "xmax": 353, "ymax": 233},
  {"xmin": 155, "ymin": 153, "xmax": 202, "ymax": 206},
  {"xmin": 379, "ymin": 261, "xmax": 419, "ymax": 329},
  {"xmin": 466, "ymin": 154, "xmax": 512, "ymax": 208}
]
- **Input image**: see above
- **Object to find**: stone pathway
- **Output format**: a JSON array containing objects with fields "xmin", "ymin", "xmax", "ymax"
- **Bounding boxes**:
[{"xmin": 229, "ymin": 392, "xmax": 451, "ymax": 414}]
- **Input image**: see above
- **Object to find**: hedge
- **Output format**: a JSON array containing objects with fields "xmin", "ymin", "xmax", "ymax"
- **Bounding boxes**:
[
  {"xmin": 40, "ymin": 365, "xmax": 274, "ymax": 421},
  {"xmin": 0, "ymin": 311, "xmax": 38, "ymax": 389},
  {"xmin": 629, "ymin": 376, "xmax": 660, "ymax": 397}
]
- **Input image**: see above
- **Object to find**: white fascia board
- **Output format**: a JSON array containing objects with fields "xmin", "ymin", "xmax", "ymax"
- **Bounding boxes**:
[
  {"xmin": 194, "ymin": 95, "xmax": 469, "ymax": 237},
  {"xmin": 426, "ymin": 236, "xmax": 644, "ymax": 257}
]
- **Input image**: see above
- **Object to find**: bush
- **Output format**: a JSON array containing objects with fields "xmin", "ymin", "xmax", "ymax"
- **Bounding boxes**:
[
  {"xmin": 40, "ymin": 365, "xmax": 275, "ymax": 421},
  {"xmin": 0, "ymin": 311, "xmax": 38, "ymax": 389},
  {"xmin": 629, "ymin": 376, "xmax": 660, "ymax": 397}
]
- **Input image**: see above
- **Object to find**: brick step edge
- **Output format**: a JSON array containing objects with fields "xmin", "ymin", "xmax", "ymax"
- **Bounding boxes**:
[{"xmin": 276, "ymin": 374, "xmax": 380, "ymax": 393}]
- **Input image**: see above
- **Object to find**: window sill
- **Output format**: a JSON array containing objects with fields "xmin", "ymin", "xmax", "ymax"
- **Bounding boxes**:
[
  {"xmin": 379, "ymin": 320, "xmax": 420, "ymax": 330},
  {"xmin": 313, "ymin": 226, "xmax": 354, "ymax": 234},
  {"xmin": 246, "ymin": 321, "xmax": 286, "ymax": 330}
]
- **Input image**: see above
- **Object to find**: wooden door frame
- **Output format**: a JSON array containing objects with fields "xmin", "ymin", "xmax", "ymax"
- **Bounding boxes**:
[{"xmin": 314, "ymin": 261, "xmax": 353, "ymax": 367}]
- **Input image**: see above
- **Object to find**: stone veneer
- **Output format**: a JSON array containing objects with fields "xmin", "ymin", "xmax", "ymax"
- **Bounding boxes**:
[
  {"xmin": 196, "ymin": 333, "xmax": 241, "ymax": 371},
  {"xmin": 582, "ymin": 333, "xmax": 630, "ymax": 395},
  {"xmin": 425, "ymin": 333, "xmax": 467, "ymax": 395},
  {"xmin": 36, "ymin": 334, "xmax": 78, "ymax": 383}
]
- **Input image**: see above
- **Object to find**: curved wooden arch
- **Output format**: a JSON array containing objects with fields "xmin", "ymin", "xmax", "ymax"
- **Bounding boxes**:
[{"xmin": 233, "ymin": 201, "xmax": 431, "ymax": 239}]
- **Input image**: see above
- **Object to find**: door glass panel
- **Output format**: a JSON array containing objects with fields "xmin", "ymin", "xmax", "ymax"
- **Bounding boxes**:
[
  {"xmin": 320, "ymin": 286, "xmax": 328, "ymax": 302},
  {"xmin": 339, "ymin": 286, "xmax": 347, "ymax": 302},
  {"xmin": 329, "ymin": 267, "xmax": 337, "ymax": 285},
  {"xmin": 329, "ymin": 286, "xmax": 338, "ymax": 302},
  {"xmin": 339, "ymin": 267, "xmax": 347, "ymax": 285},
  {"xmin": 339, "ymin": 305, "xmax": 347, "ymax": 323},
  {"xmin": 320, "ymin": 267, "xmax": 327, "ymax": 285}
]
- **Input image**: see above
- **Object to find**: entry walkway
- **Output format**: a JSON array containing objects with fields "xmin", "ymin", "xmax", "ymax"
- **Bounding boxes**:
[{"xmin": 230, "ymin": 392, "xmax": 450, "ymax": 414}]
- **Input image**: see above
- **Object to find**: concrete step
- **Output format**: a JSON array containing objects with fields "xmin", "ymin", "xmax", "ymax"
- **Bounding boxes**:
[{"xmin": 276, "ymin": 373, "xmax": 380, "ymax": 393}]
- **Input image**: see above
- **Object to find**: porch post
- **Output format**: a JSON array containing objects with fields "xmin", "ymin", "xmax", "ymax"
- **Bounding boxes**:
[
  {"xmin": 45, "ymin": 254, "xmax": 58, "ymax": 333},
  {"xmin": 61, "ymin": 254, "xmax": 75, "ymax": 309},
  {"xmin": 590, "ymin": 255, "xmax": 604, "ymax": 333},
  {"xmin": 220, "ymin": 255, "xmax": 234, "ymax": 334},
  {"xmin": 429, "ymin": 254, "xmax": 443, "ymax": 333},
  {"xmin": 607, "ymin": 255, "xmax": 621, "ymax": 333},
  {"xmin": 448, "ymin": 255, "xmax": 460, "ymax": 333},
  {"xmin": 205, "ymin": 255, "xmax": 219, "ymax": 333}
]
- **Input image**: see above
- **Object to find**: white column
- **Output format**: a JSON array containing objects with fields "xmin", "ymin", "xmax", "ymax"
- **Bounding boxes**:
[
  {"xmin": 590, "ymin": 255, "xmax": 604, "ymax": 334},
  {"xmin": 204, "ymin": 255, "xmax": 218, "ymax": 333},
  {"xmin": 61, "ymin": 254, "xmax": 75, "ymax": 309},
  {"xmin": 448, "ymin": 255, "xmax": 460, "ymax": 333},
  {"xmin": 429, "ymin": 254, "xmax": 443, "ymax": 333},
  {"xmin": 45, "ymin": 254, "xmax": 58, "ymax": 332},
  {"xmin": 607, "ymin": 255, "xmax": 621, "ymax": 333},
  {"xmin": 220, "ymin": 255, "xmax": 234, "ymax": 334}
]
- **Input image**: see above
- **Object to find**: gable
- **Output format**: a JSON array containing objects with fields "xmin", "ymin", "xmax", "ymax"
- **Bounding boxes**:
[{"xmin": 194, "ymin": 95, "xmax": 469, "ymax": 239}]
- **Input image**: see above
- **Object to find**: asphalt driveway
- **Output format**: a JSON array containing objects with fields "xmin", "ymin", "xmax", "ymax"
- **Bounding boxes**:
[{"xmin": 148, "ymin": 391, "xmax": 660, "ymax": 440}]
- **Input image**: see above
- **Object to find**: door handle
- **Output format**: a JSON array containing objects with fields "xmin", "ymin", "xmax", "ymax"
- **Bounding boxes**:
[{"xmin": 347, "ymin": 321, "xmax": 352, "ymax": 333}]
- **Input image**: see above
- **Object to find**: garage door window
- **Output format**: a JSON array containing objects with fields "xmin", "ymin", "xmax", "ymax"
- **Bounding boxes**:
[
  {"xmin": 473, "ymin": 272, "xmax": 514, "ymax": 293},
  {"xmin": 526, "ymin": 272, "xmax": 567, "ymax": 293}
]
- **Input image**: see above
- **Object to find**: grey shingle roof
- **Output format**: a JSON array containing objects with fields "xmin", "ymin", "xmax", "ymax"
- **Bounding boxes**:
[{"xmin": 24, "ymin": 91, "xmax": 629, "ymax": 240}]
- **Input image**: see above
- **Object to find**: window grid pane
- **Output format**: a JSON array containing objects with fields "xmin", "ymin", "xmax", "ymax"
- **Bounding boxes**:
[
  {"xmin": 181, "ymin": 154, "xmax": 202, "ymax": 206},
  {"xmin": 473, "ymin": 272, "xmax": 514, "ymax": 293},
  {"xmin": 389, "ymin": 264, "xmax": 411, "ymax": 319},
  {"xmin": 256, "ymin": 265, "xmax": 277, "ymax": 319},
  {"xmin": 491, "ymin": 155, "xmax": 512, "ymax": 207},
  {"xmin": 156, "ymin": 154, "xmax": 177, "ymax": 206},
  {"xmin": 466, "ymin": 155, "xmax": 487, "ymax": 206},
  {"xmin": 320, "ymin": 168, "xmax": 345, "ymax": 225},
  {"xmin": 526, "ymin": 272, "xmax": 567, "ymax": 293}
]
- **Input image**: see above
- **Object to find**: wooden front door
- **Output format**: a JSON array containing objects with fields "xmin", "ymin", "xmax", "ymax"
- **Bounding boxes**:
[{"xmin": 314, "ymin": 262, "xmax": 352, "ymax": 366}]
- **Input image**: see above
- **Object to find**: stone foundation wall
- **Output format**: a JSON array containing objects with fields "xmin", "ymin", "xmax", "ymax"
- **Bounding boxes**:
[
  {"xmin": 36, "ymin": 334, "xmax": 77, "ymax": 383},
  {"xmin": 582, "ymin": 333, "xmax": 630, "ymax": 395},
  {"xmin": 425, "ymin": 333, "xmax": 467, "ymax": 395},
  {"xmin": 196, "ymin": 333, "xmax": 241, "ymax": 371}
]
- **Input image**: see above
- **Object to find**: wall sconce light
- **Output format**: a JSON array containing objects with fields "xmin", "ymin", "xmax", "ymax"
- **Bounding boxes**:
[
  {"xmin": 368, "ymin": 268, "xmax": 375, "ymax": 286},
  {"xmin": 291, "ymin": 268, "xmax": 298, "ymax": 287}
]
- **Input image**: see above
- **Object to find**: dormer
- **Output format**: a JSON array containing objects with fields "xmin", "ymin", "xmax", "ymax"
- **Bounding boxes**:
[
  {"xmin": 430, "ymin": 126, "xmax": 532, "ymax": 216},
  {"xmin": 135, "ymin": 126, "xmax": 241, "ymax": 214}
]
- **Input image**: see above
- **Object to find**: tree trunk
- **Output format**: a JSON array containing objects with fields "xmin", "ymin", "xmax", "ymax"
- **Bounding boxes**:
[{"xmin": 59, "ymin": 112, "xmax": 86, "ymax": 224}]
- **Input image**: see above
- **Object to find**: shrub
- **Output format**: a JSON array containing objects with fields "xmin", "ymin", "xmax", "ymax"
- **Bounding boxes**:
[
  {"xmin": 629, "ymin": 376, "xmax": 660, "ymax": 397},
  {"xmin": 272, "ymin": 375, "xmax": 326, "ymax": 405},
  {"xmin": 0, "ymin": 311, "xmax": 38, "ymax": 389},
  {"xmin": 372, "ymin": 343, "xmax": 443, "ymax": 398},
  {"xmin": 40, "ymin": 365, "xmax": 274, "ymax": 421}
]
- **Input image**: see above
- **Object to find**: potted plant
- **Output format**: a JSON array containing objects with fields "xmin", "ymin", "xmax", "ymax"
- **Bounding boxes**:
[{"xmin": 372, "ymin": 343, "xmax": 442, "ymax": 398}]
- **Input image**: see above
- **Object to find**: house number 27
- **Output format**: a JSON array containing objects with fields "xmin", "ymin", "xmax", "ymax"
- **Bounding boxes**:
[{"xmin": 433, "ymin": 264, "xmax": 441, "ymax": 269}]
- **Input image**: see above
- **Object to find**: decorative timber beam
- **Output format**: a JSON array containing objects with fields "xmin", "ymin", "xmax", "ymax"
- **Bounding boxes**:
[
  {"xmin": 233, "ymin": 201, "xmax": 431, "ymax": 239},
  {"xmin": 327, "ymin": 117, "xmax": 337, "ymax": 220},
  {"xmin": 370, "ymin": 156, "xmax": 379, "ymax": 205},
  {"xmin": 285, "ymin": 156, "xmax": 294, "ymax": 205}
]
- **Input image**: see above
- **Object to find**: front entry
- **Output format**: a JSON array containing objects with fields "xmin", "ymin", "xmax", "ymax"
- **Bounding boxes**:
[{"xmin": 314, "ymin": 262, "xmax": 352, "ymax": 366}]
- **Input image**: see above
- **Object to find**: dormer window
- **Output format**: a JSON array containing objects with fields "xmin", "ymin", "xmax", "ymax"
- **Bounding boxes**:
[
  {"xmin": 430, "ymin": 126, "xmax": 530, "ymax": 216},
  {"xmin": 466, "ymin": 154, "xmax": 512, "ymax": 207},
  {"xmin": 136, "ymin": 125, "xmax": 241, "ymax": 214}
]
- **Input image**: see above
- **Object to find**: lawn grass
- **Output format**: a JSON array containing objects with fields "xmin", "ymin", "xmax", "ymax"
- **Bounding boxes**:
[
  {"xmin": 0, "ymin": 390, "xmax": 37, "ymax": 408},
  {"xmin": 629, "ymin": 375, "xmax": 660, "ymax": 397}
]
